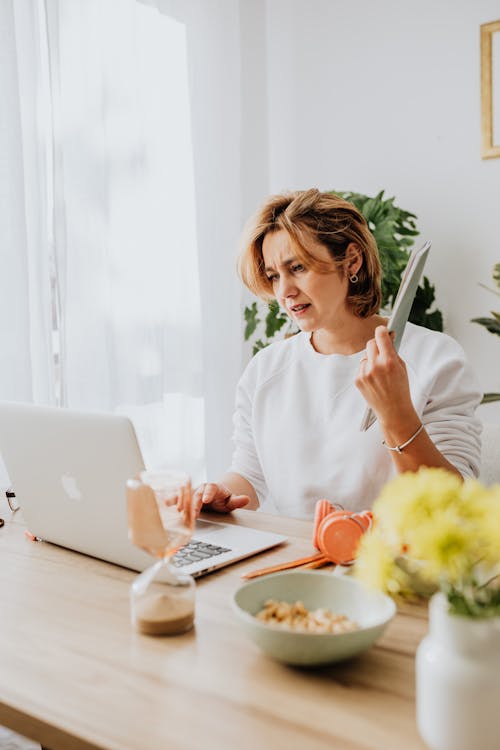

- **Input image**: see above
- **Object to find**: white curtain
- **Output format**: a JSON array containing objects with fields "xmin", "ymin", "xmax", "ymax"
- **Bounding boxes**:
[
  {"xmin": 0, "ymin": 0, "xmax": 246, "ymax": 489},
  {"xmin": 0, "ymin": 0, "xmax": 55, "ymax": 488},
  {"xmin": 156, "ymin": 0, "xmax": 247, "ymax": 479},
  {"xmin": 0, "ymin": 0, "xmax": 54, "ymax": 405},
  {"xmin": 43, "ymin": 0, "xmax": 207, "ymax": 479}
]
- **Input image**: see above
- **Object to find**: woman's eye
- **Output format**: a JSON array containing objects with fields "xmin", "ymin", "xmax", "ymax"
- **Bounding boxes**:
[
  {"xmin": 267, "ymin": 274, "xmax": 278, "ymax": 283},
  {"xmin": 291, "ymin": 264, "xmax": 305, "ymax": 273}
]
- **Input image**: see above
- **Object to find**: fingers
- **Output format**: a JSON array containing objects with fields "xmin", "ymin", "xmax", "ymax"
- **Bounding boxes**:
[
  {"xmin": 192, "ymin": 483, "xmax": 230, "ymax": 515},
  {"xmin": 208, "ymin": 493, "xmax": 250, "ymax": 513},
  {"xmin": 193, "ymin": 483, "xmax": 215, "ymax": 515},
  {"xmin": 375, "ymin": 325, "xmax": 396, "ymax": 357},
  {"xmin": 365, "ymin": 326, "xmax": 395, "ymax": 363},
  {"xmin": 357, "ymin": 327, "xmax": 401, "ymax": 390},
  {"xmin": 225, "ymin": 494, "xmax": 250, "ymax": 511},
  {"xmin": 362, "ymin": 327, "xmax": 398, "ymax": 374},
  {"xmin": 192, "ymin": 483, "xmax": 249, "ymax": 515},
  {"xmin": 355, "ymin": 325, "xmax": 412, "ymax": 425},
  {"xmin": 365, "ymin": 338, "xmax": 378, "ymax": 366}
]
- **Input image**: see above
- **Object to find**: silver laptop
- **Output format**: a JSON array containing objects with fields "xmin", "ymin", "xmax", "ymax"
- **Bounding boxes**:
[{"xmin": 0, "ymin": 402, "xmax": 286, "ymax": 577}]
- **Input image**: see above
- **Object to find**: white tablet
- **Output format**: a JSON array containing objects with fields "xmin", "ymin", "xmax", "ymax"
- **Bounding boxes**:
[{"xmin": 360, "ymin": 240, "xmax": 432, "ymax": 431}]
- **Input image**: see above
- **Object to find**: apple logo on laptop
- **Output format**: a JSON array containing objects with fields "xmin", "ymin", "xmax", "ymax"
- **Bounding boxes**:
[{"xmin": 61, "ymin": 473, "xmax": 83, "ymax": 502}]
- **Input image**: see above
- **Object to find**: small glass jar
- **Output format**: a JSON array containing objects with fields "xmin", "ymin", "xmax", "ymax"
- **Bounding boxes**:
[
  {"xmin": 126, "ymin": 471, "xmax": 196, "ymax": 636},
  {"xmin": 130, "ymin": 559, "xmax": 195, "ymax": 636}
]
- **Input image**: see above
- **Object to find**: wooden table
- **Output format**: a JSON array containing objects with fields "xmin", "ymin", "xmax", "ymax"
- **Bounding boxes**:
[{"xmin": 0, "ymin": 497, "xmax": 429, "ymax": 750}]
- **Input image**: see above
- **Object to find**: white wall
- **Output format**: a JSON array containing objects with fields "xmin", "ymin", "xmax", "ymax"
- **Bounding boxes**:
[{"xmin": 259, "ymin": 0, "xmax": 500, "ymax": 422}]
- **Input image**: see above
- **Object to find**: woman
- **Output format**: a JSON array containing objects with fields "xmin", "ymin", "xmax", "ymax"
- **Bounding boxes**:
[{"xmin": 195, "ymin": 189, "xmax": 482, "ymax": 519}]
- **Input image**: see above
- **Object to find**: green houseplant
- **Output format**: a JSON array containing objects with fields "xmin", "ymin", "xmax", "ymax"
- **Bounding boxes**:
[
  {"xmin": 244, "ymin": 190, "xmax": 443, "ymax": 354},
  {"xmin": 471, "ymin": 262, "xmax": 500, "ymax": 403}
]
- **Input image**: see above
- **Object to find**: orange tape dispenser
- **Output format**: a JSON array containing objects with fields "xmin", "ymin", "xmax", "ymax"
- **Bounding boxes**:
[{"xmin": 313, "ymin": 499, "xmax": 373, "ymax": 566}]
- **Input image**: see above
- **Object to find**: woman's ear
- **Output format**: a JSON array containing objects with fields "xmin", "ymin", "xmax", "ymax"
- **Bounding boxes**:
[{"xmin": 345, "ymin": 243, "xmax": 363, "ymax": 276}]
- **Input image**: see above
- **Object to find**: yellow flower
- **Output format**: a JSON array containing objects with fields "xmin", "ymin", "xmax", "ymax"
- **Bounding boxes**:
[
  {"xmin": 354, "ymin": 470, "xmax": 500, "ymax": 607},
  {"xmin": 478, "ymin": 484, "xmax": 500, "ymax": 563},
  {"xmin": 408, "ymin": 511, "xmax": 476, "ymax": 584},
  {"xmin": 354, "ymin": 529, "xmax": 408, "ymax": 596},
  {"xmin": 458, "ymin": 479, "xmax": 493, "ymax": 521},
  {"xmin": 373, "ymin": 468, "xmax": 463, "ymax": 549}
]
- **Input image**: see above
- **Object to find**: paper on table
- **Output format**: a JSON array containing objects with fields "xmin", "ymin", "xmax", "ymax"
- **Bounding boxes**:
[{"xmin": 359, "ymin": 240, "xmax": 432, "ymax": 431}]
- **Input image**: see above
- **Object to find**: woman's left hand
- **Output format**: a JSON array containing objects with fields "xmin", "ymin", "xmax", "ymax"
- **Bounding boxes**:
[{"xmin": 355, "ymin": 325, "xmax": 415, "ymax": 428}]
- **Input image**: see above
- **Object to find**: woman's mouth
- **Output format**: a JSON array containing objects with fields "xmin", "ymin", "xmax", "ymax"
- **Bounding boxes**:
[{"xmin": 289, "ymin": 303, "xmax": 311, "ymax": 317}]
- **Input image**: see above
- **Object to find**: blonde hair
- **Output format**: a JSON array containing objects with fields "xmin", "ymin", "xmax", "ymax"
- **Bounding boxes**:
[{"xmin": 237, "ymin": 188, "xmax": 381, "ymax": 318}]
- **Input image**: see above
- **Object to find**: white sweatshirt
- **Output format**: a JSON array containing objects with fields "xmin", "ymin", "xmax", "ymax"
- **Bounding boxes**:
[{"xmin": 229, "ymin": 323, "xmax": 482, "ymax": 519}]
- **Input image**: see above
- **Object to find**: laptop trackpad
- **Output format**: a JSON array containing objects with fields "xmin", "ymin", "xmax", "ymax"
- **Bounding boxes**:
[
  {"xmin": 194, "ymin": 519, "xmax": 274, "ymax": 551},
  {"xmin": 195, "ymin": 519, "xmax": 244, "ymax": 545}
]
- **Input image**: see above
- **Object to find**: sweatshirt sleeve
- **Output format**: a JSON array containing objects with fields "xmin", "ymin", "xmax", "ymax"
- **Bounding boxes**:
[
  {"xmin": 228, "ymin": 362, "xmax": 268, "ymax": 503},
  {"xmin": 417, "ymin": 335, "xmax": 482, "ymax": 479}
]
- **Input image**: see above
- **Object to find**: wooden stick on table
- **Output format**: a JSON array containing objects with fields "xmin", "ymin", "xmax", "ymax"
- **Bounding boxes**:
[{"xmin": 241, "ymin": 552, "xmax": 329, "ymax": 580}]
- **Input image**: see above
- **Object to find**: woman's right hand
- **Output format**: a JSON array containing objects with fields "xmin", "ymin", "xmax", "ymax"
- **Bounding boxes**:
[{"xmin": 193, "ymin": 482, "xmax": 250, "ymax": 516}]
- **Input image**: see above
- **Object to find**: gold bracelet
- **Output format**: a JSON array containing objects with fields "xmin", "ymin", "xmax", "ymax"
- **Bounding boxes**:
[{"xmin": 382, "ymin": 423, "xmax": 424, "ymax": 454}]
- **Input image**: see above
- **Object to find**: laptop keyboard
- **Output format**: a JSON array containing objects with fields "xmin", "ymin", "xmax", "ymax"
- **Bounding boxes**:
[{"xmin": 171, "ymin": 539, "xmax": 232, "ymax": 567}]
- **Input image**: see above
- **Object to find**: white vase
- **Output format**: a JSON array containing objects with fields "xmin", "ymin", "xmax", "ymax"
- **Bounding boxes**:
[{"xmin": 416, "ymin": 593, "xmax": 500, "ymax": 750}]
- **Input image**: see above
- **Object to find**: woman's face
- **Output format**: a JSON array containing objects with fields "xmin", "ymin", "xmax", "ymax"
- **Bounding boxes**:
[{"xmin": 262, "ymin": 229, "xmax": 356, "ymax": 333}]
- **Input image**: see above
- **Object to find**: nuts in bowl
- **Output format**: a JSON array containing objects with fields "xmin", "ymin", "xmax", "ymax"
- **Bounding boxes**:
[
  {"xmin": 233, "ymin": 570, "xmax": 395, "ymax": 666},
  {"xmin": 256, "ymin": 599, "xmax": 359, "ymax": 634}
]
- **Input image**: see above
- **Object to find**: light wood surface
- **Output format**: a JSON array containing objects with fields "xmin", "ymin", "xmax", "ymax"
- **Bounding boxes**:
[{"xmin": 0, "ymin": 497, "xmax": 428, "ymax": 750}]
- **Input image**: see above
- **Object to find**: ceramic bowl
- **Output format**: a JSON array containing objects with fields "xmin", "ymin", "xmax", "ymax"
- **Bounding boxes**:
[{"xmin": 233, "ymin": 570, "xmax": 396, "ymax": 666}]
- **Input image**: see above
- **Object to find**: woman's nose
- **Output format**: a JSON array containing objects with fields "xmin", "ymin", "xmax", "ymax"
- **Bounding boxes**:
[{"xmin": 277, "ymin": 275, "xmax": 297, "ymax": 299}]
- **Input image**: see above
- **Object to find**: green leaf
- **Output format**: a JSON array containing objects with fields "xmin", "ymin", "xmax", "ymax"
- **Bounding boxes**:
[
  {"xmin": 407, "ymin": 278, "xmax": 443, "ymax": 331},
  {"xmin": 471, "ymin": 317, "xmax": 500, "ymax": 336},
  {"xmin": 252, "ymin": 339, "xmax": 268, "ymax": 355},
  {"xmin": 265, "ymin": 300, "xmax": 288, "ymax": 338},
  {"xmin": 244, "ymin": 302, "xmax": 260, "ymax": 340},
  {"xmin": 415, "ymin": 276, "xmax": 435, "ymax": 308},
  {"xmin": 361, "ymin": 197, "xmax": 377, "ymax": 222},
  {"xmin": 421, "ymin": 309, "xmax": 443, "ymax": 332},
  {"xmin": 482, "ymin": 392, "xmax": 500, "ymax": 403},
  {"xmin": 493, "ymin": 263, "xmax": 500, "ymax": 289}
]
